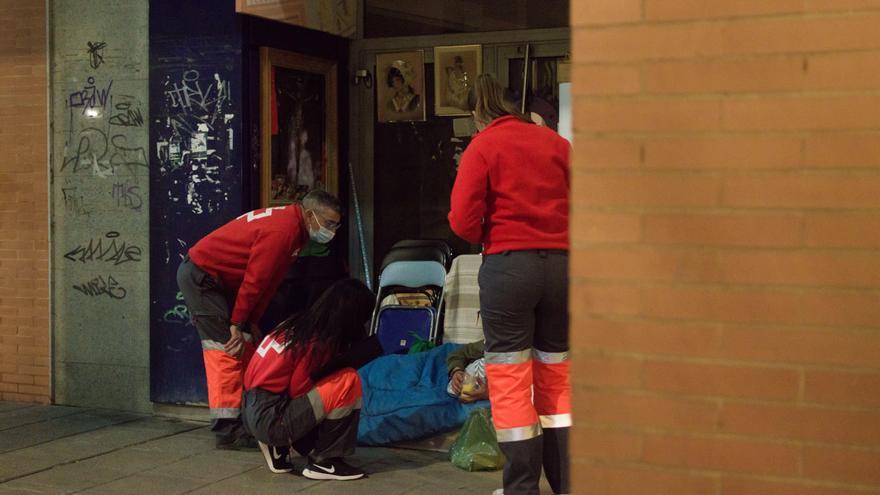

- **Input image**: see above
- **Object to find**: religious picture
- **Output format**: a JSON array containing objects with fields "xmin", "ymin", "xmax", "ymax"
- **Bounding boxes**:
[
  {"xmin": 376, "ymin": 51, "xmax": 426, "ymax": 123},
  {"xmin": 434, "ymin": 44, "xmax": 482, "ymax": 117},
  {"xmin": 260, "ymin": 48, "xmax": 338, "ymax": 207}
]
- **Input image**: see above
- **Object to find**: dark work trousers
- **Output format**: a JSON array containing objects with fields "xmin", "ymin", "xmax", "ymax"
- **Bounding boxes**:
[
  {"xmin": 241, "ymin": 372, "xmax": 362, "ymax": 462},
  {"xmin": 177, "ymin": 257, "xmax": 255, "ymax": 446},
  {"xmin": 479, "ymin": 250, "xmax": 571, "ymax": 495}
]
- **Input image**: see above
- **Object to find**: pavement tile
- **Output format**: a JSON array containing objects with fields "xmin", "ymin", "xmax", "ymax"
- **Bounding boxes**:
[
  {"xmin": 0, "ymin": 406, "xmax": 82, "ymax": 431},
  {"xmin": 77, "ymin": 472, "xmax": 210, "ymax": 495},
  {"xmin": 184, "ymin": 467, "xmax": 318, "ymax": 495},
  {"xmin": 0, "ymin": 403, "xmax": 34, "ymax": 414},
  {"xmin": 0, "ymin": 410, "xmax": 142, "ymax": 454},
  {"xmin": 0, "ymin": 454, "xmax": 57, "ymax": 483},
  {"xmin": 1, "ymin": 462, "xmax": 129, "ymax": 495},
  {"xmin": 142, "ymin": 452, "xmax": 261, "ymax": 482}
]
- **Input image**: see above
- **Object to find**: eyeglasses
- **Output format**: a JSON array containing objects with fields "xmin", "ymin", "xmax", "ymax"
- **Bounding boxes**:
[{"xmin": 312, "ymin": 210, "xmax": 342, "ymax": 230}]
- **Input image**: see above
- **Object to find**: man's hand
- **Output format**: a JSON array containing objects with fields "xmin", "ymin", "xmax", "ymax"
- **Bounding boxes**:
[
  {"xmin": 460, "ymin": 376, "xmax": 488, "ymax": 403},
  {"xmin": 449, "ymin": 369, "xmax": 465, "ymax": 395},
  {"xmin": 225, "ymin": 324, "xmax": 245, "ymax": 358}
]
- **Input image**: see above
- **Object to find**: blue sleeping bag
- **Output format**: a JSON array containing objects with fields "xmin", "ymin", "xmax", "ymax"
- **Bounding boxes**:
[{"xmin": 357, "ymin": 343, "xmax": 489, "ymax": 445}]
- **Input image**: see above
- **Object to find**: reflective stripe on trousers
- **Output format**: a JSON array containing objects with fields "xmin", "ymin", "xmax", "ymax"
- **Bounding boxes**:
[
  {"xmin": 486, "ymin": 348, "xmax": 572, "ymax": 442},
  {"xmin": 533, "ymin": 349, "xmax": 571, "ymax": 430},
  {"xmin": 202, "ymin": 342, "xmax": 254, "ymax": 418},
  {"xmin": 485, "ymin": 350, "xmax": 541, "ymax": 442},
  {"xmin": 309, "ymin": 368, "xmax": 362, "ymax": 423}
]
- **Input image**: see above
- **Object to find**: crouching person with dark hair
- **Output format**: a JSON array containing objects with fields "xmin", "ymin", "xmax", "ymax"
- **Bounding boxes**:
[{"xmin": 241, "ymin": 278, "xmax": 383, "ymax": 481}]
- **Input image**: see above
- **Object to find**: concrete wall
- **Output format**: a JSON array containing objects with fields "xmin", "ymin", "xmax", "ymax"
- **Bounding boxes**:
[
  {"xmin": 569, "ymin": 1, "xmax": 880, "ymax": 493},
  {"xmin": 0, "ymin": 1, "xmax": 50, "ymax": 403},
  {"xmin": 49, "ymin": 0, "xmax": 150, "ymax": 412}
]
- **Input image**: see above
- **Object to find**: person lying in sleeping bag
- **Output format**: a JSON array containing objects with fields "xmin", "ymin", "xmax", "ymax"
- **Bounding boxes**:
[
  {"xmin": 241, "ymin": 278, "xmax": 384, "ymax": 481},
  {"xmin": 357, "ymin": 342, "xmax": 491, "ymax": 446}
]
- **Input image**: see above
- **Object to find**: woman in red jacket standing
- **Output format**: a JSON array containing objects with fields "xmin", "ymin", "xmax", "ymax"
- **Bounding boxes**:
[{"xmin": 449, "ymin": 74, "xmax": 570, "ymax": 495}]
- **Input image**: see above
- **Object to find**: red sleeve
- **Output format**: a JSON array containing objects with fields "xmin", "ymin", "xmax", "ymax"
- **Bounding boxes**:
[
  {"xmin": 230, "ymin": 229, "xmax": 294, "ymax": 324},
  {"xmin": 448, "ymin": 145, "xmax": 489, "ymax": 244}
]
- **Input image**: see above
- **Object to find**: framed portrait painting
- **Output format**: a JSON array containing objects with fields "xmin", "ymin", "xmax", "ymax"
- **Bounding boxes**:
[
  {"xmin": 260, "ymin": 47, "xmax": 338, "ymax": 207},
  {"xmin": 434, "ymin": 44, "xmax": 482, "ymax": 117},
  {"xmin": 376, "ymin": 50, "xmax": 426, "ymax": 123}
]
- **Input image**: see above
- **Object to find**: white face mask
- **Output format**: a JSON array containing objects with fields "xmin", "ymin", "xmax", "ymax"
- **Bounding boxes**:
[{"xmin": 309, "ymin": 210, "xmax": 336, "ymax": 244}]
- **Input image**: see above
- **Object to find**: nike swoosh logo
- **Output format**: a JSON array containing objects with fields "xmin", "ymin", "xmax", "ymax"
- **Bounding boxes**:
[
  {"xmin": 272, "ymin": 449, "xmax": 284, "ymax": 461},
  {"xmin": 314, "ymin": 463, "xmax": 335, "ymax": 474}
]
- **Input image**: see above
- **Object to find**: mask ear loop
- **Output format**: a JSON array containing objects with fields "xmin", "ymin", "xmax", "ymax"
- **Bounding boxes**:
[{"xmin": 309, "ymin": 209, "xmax": 323, "ymax": 230}]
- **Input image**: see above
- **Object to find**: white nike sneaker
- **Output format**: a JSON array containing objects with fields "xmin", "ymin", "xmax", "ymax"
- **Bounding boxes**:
[{"xmin": 258, "ymin": 441, "xmax": 294, "ymax": 473}]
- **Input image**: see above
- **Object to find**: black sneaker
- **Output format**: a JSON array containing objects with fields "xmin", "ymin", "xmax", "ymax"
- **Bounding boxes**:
[
  {"xmin": 302, "ymin": 457, "xmax": 365, "ymax": 481},
  {"xmin": 259, "ymin": 442, "xmax": 295, "ymax": 473},
  {"xmin": 216, "ymin": 429, "xmax": 259, "ymax": 451}
]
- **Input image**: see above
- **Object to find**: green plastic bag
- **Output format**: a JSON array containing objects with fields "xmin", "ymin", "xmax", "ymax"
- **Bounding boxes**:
[
  {"xmin": 449, "ymin": 408, "xmax": 505, "ymax": 471},
  {"xmin": 407, "ymin": 333, "xmax": 436, "ymax": 354}
]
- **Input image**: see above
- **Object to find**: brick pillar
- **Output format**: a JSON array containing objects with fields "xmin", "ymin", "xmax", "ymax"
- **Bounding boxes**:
[
  {"xmin": 0, "ymin": 1, "xmax": 50, "ymax": 403},
  {"xmin": 570, "ymin": 1, "xmax": 880, "ymax": 493}
]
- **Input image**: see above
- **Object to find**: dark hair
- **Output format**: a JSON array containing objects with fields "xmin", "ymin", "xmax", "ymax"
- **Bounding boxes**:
[
  {"xmin": 466, "ymin": 74, "xmax": 530, "ymax": 126},
  {"xmin": 274, "ymin": 278, "xmax": 375, "ymax": 357},
  {"xmin": 386, "ymin": 67, "xmax": 405, "ymax": 88},
  {"xmin": 302, "ymin": 190, "xmax": 342, "ymax": 216}
]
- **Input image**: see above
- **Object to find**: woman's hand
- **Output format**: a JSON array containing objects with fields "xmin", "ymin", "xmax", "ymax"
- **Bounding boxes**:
[{"xmin": 449, "ymin": 369, "xmax": 465, "ymax": 395}]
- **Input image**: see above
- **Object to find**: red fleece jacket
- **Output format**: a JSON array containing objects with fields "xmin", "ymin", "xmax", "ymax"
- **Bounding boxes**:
[
  {"xmin": 244, "ymin": 334, "xmax": 330, "ymax": 398},
  {"xmin": 448, "ymin": 115, "xmax": 570, "ymax": 254},
  {"xmin": 188, "ymin": 204, "xmax": 308, "ymax": 325}
]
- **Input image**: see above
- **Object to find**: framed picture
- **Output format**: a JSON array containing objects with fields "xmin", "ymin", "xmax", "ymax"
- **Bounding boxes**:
[
  {"xmin": 260, "ymin": 47, "xmax": 338, "ymax": 207},
  {"xmin": 434, "ymin": 44, "xmax": 482, "ymax": 117},
  {"xmin": 376, "ymin": 50, "xmax": 426, "ymax": 123}
]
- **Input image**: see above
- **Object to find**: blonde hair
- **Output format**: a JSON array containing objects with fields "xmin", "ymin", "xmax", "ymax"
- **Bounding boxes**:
[{"xmin": 466, "ymin": 74, "xmax": 531, "ymax": 126}]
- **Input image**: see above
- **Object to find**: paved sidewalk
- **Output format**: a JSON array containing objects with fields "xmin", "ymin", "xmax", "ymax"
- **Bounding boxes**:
[{"xmin": 0, "ymin": 401, "xmax": 508, "ymax": 494}]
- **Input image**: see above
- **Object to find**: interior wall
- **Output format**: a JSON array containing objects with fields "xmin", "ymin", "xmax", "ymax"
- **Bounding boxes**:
[
  {"xmin": 348, "ymin": 30, "xmax": 568, "ymax": 284},
  {"xmin": 49, "ymin": 0, "xmax": 150, "ymax": 411},
  {"xmin": 569, "ymin": 1, "xmax": 880, "ymax": 493},
  {"xmin": 0, "ymin": 1, "xmax": 50, "ymax": 403}
]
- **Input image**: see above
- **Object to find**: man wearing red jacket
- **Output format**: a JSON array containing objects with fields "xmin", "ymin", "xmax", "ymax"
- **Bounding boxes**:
[{"xmin": 177, "ymin": 190, "xmax": 342, "ymax": 449}]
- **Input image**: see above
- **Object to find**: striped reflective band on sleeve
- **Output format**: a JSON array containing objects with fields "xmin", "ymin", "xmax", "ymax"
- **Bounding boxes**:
[
  {"xmin": 307, "ymin": 388, "xmax": 325, "ymax": 423},
  {"xmin": 201, "ymin": 340, "xmax": 225, "ymax": 351},
  {"xmin": 210, "ymin": 407, "xmax": 240, "ymax": 419},
  {"xmin": 485, "ymin": 349, "xmax": 532, "ymax": 365},
  {"xmin": 539, "ymin": 413, "xmax": 572, "ymax": 428},
  {"xmin": 533, "ymin": 349, "xmax": 569, "ymax": 364},
  {"xmin": 495, "ymin": 423, "xmax": 542, "ymax": 443}
]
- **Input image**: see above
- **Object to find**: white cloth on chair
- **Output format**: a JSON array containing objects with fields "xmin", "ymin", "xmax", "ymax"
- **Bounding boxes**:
[{"xmin": 442, "ymin": 254, "xmax": 483, "ymax": 344}]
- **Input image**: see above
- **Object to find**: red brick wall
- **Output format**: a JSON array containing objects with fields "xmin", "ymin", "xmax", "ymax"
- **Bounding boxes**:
[
  {"xmin": 570, "ymin": 1, "xmax": 880, "ymax": 493},
  {"xmin": 0, "ymin": 1, "xmax": 50, "ymax": 403}
]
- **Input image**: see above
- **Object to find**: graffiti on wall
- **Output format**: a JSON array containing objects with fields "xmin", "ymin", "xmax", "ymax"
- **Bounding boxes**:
[
  {"xmin": 57, "ymin": 39, "xmax": 149, "ymax": 302},
  {"xmin": 154, "ymin": 69, "xmax": 235, "ymax": 215}
]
